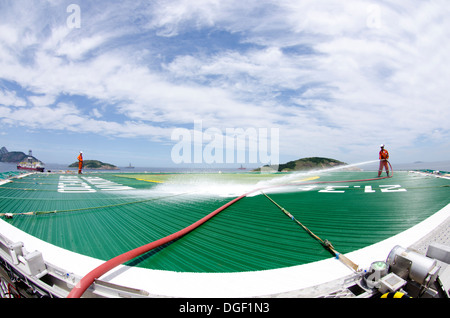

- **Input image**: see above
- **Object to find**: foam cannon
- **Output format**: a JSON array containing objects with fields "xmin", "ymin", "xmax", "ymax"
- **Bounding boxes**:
[{"xmin": 386, "ymin": 246, "xmax": 440, "ymax": 288}]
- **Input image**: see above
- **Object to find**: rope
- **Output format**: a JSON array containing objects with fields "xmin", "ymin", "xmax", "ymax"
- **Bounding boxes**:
[
  {"xmin": 0, "ymin": 192, "xmax": 190, "ymax": 217},
  {"xmin": 261, "ymin": 191, "xmax": 326, "ymax": 244},
  {"xmin": 261, "ymin": 191, "xmax": 359, "ymax": 272}
]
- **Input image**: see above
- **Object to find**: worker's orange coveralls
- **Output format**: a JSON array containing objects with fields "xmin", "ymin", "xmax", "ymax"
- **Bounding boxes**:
[
  {"xmin": 77, "ymin": 153, "xmax": 83, "ymax": 174},
  {"xmin": 378, "ymin": 149, "xmax": 389, "ymax": 177}
]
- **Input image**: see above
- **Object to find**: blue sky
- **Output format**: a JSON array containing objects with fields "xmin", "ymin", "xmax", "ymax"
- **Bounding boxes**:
[{"xmin": 0, "ymin": 0, "xmax": 449, "ymax": 168}]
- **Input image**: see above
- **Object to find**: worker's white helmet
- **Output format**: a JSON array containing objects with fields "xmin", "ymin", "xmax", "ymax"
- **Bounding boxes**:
[
  {"xmin": 80, "ymin": 151, "xmax": 83, "ymax": 153},
  {"xmin": 380, "ymin": 144, "xmax": 384, "ymax": 148}
]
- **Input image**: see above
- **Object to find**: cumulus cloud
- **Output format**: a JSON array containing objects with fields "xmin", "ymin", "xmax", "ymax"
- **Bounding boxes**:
[
  {"xmin": 0, "ymin": 89, "xmax": 27, "ymax": 107},
  {"xmin": 0, "ymin": 0, "xmax": 449, "ymax": 164}
]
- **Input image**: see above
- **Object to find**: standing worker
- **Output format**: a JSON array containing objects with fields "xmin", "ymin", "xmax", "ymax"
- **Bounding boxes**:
[
  {"xmin": 378, "ymin": 144, "xmax": 389, "ymax": 177},
  {"xmin": 77, "ymin": 151, "xmax": 83, "ymax": 174}
]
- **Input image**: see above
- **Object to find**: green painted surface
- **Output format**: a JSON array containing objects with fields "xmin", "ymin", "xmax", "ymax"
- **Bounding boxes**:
[{"xmin": 0, "ymin": 171, "xmax": 449, "ymax": 273}]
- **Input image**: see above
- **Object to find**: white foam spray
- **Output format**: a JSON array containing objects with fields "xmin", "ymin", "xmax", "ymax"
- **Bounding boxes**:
[
  {"xmin": 255, "ymin": 160, "xmax": 379, "ymax": 186},
  {"xmin": 153, "ymin": 175, "xmax": 257, "ymax": 198},
  {"xmin": 150, "ymin": 160, "xmax": 380, "ymax": 198}
]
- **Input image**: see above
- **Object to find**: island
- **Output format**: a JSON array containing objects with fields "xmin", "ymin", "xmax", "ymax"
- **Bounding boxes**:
[
  {"xmin": 68, "ymin": 160, "xmax": 119, "ymax": 170},
  {"xmin": 254, "ymin": 157, "xmax": 347, "ymax": 172}
]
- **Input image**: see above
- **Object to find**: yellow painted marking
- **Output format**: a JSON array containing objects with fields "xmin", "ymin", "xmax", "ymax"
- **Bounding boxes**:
[
  {"xmin": 115, "ymin": 175, "xmax": 165, "ymax": 183},
  {"xmin": 136, "ymin": 178, "xmax": 164, "ymax": 183},
  {"xmin": 290, "ymin": 176, "xmax": 320, "ymax": 183}
]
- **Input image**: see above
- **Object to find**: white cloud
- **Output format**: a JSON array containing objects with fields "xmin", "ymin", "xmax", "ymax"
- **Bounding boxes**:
[
  {"xmin": 28, "ymin": 94, "xmax": 57, "ymax": 107},
  {"xmin": 0, "ymin": 24, "xmax": 19, "ymax": 45},
  {"xmin": 0, "ymin": 0, "xmax": 449, "ymax": 164},
  {"xmin": 0, "ymin": 89, "xmax": 27, "ymax": 107},
  {"xmin": 55, "ymin": 34, "xmax": 107, "ymax": 60},
  {"xmin": 90, "ymin": 108, "xmax": 102, "ymax": 118}
]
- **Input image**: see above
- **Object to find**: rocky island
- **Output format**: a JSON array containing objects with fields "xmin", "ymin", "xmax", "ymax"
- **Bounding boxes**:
[
  {"xmin": 69, "ymin": 160, "xmax": 118, "ymax": 170},
  {"xmin": 254, "ymin": 157, "xmax": 347, "ymax": 172},
  {"xmin": 0, "ymin": 146, "xmax": 41, "ymax": 163}
]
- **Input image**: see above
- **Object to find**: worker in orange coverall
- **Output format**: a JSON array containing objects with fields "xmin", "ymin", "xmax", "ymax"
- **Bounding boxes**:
[
  {"xmin": 77, "ymin": 151, "xmax": 83, "ymax": 174},
  {"xmin": 378, "ymin": 144, "xmax": 389, "ymax": 177}
]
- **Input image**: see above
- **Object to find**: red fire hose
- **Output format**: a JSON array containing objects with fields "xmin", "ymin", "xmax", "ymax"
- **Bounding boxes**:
[
  {"xmin": 67, "ymin": 193, "xmax": 249, "ymax": 298},
  {"xmin": 67, "ymin": 161, "xmax": 392, "ymax": 298}
]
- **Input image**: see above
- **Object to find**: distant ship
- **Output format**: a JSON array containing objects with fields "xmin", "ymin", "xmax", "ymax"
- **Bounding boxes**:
[
  {"xmin": 125, "ymin": 163, "xmax": 135, "ymax": 169},
  {"xmin": 17, "ymin": 157, "xmax": 45, "ymax": 172},
  {"xmin": 238, "ymin": 165, "xmax": 246, "ymax": 170},
  {"xmin": 16, "ymin": 150, "xmax": 45, "ymax": 172}
]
